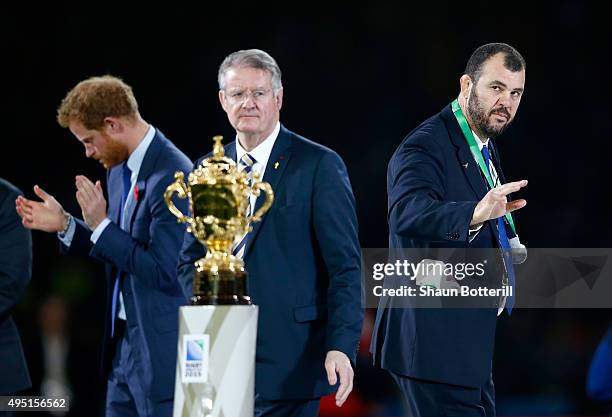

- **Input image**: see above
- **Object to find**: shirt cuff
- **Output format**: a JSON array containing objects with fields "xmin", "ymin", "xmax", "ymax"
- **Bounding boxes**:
[
  {"xmin": 90, "ymin": 218, "xmax": 112, "ymax": 244},
  {"xmin": 468, "ymin": 222, "xmax": 483, "ymax": 243},
  {"xmin": 57, "ymin": 215, "xmax": 76, "ymax": 247}
]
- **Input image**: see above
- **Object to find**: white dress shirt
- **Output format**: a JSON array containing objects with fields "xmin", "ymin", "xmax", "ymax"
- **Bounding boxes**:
[
  {"xmin": 235, "ymin": 121, "xmax": 280, "ymax": 211},
  {"xmin": 470, "ymin": 132, "xmax": 524, "ymax": 315}
]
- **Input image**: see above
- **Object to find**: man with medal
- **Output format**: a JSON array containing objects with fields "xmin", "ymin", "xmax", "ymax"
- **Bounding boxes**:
[{"xmin": 371, "ymin": 43, "xmax": 528, "ymax": 416}]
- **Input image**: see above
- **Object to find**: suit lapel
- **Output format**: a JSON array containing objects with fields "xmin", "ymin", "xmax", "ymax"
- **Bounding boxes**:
[
  {"xmin": 224, "ymin": 141, "xmax": 237, "ymax": 162},
  {"xmin": 124, "ymin": 180, "xmax": 146, "ymax": 233},
  {"xmin": 124, "ymin": 130, "xmax": 164, "ymax": 234},
  {"xmin": 488, "ymin": 141, "xmax": 508, "ymax": 184},
  {"xmin": 244, "ymin": 125, "xmax": 293, "ymax": 257},
  {"xmin": 441, "ymin": 105, "xmax": 489, "ymax": 200}
]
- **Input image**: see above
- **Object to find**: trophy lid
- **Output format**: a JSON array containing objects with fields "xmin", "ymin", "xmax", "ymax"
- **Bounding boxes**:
[
  {"xmin": 189, "ymin": 135, "xmax": 242, "ymax": 186},
  {"xmin": 212, "ymin": 135, "xmax": 225, "ymax": 158}
]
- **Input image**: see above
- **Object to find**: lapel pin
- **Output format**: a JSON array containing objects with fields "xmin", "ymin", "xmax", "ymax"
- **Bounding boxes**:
[
  {"xmin": 462, "ymin": 162, "xmax": 469, "ymax": 169},
  {"xmin": 274, "ymin": 161, "xmax": 280, "ymax": 170}
]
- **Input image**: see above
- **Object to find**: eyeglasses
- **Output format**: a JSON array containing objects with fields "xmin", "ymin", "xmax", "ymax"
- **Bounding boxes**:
[{"xmin": 224, "ymin": 88, "xmax": 273, "ymax": 104}]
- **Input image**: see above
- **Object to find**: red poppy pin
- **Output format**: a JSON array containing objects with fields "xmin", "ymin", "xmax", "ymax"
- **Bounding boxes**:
[{"xmin": 133, "ymin": 185, "xmax": 140, "ymax": 202}]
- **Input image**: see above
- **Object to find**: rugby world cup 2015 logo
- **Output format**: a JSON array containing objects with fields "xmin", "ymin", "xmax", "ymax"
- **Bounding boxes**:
[{"xmin": 182, "ymin": 334, "xmax": 209, "ymax": 383}]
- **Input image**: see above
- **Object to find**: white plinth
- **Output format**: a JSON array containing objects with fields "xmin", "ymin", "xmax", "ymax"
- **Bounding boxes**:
[{"xmin": 172, "ymin": 305, "xmax": 258, "ymax": 417}]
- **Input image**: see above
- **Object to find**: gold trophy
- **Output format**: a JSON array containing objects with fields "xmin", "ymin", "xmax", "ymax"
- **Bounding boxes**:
[{"xmin": 164, "ymin": 136, "xmax": 273, "ymax": 305}]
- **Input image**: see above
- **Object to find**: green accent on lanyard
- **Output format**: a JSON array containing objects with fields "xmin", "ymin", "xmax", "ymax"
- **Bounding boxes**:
[{"xmin": 451, "ymin": 99, "xmax": 517, "ymax": 235}]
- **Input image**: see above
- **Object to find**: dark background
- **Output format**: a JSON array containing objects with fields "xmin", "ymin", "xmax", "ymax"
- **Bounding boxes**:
[{"xmin": 2, "ymin": 3, "xmax": 611, "ymax": 416}]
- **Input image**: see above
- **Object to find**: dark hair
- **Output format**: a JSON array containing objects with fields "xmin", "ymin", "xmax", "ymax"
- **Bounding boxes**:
[{"xmin": 465, "ymin": 43, "xmax": 526, "ymax": 83}]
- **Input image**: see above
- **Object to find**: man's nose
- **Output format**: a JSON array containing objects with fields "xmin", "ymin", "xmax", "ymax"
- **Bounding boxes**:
[
  {"xmin": 241, "ymin": 94, "xmax": 256, "ymax": 108},
  {"xmin": 498, "ymin": 91, "xmax": 513, "ymax": 108}
]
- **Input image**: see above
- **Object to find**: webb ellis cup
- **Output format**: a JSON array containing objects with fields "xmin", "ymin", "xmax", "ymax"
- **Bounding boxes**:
[{"xmin": 164, "ymin": 136, "xmax": 273, "ymax": 305}]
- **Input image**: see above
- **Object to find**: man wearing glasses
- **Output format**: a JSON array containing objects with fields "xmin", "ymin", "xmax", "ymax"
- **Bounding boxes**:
[{"xmin": 178, "ymin": 49, "xmax": 363, "ymax": 417}]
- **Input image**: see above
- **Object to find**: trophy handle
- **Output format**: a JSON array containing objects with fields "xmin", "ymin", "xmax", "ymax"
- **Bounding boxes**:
[
  {"xmin": 248, "ymin": 182, "xmax": 274, "ymax": 223},
  {"xmin": 164, "ymin": 171, "xmax": 193, "ymax": 226}
]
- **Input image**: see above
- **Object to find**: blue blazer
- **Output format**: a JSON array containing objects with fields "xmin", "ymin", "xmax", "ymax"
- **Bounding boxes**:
[
  {"xmin": 371, "ymin": 104, "xmax": 515, "ymax": 388},
  {"xmin": 178, "ymin": 125, "xmax": 363, "ymax": 400},
  {"xmin": 0, "ymin": 178, "xmax": 32, "ymax": 394},
  {"xmin": 587, "ymin": 326, "xmax": 612, "ymax": 401},
  {"xmin": 62, "ymin": 130, "xmax": 191, "ymax": 401}
]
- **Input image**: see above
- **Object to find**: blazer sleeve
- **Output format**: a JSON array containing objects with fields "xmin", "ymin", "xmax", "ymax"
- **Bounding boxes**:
[
  {"xmin": 59, "ymin": 217, "xmax": 94, "ymax": 256},
  {"xmin": 312, "ymin": 151, "xmax": 363, "ymax": 364},
  {"xmin": 176, "ymin": 158, "xmax": 207, "ymax": 300},
  {"xmin": 89, "ymin": 180, "xmax": 189, "ymax": 292},
  {"xmin": 388, "ymin": 132, "xmax": 478, "ymax": 243},
  {"xmin": 177, "ymin": 222, "xmax": 206, "ymax": 300},
  {"xmin": 0, "ymin": 185, "xmax": 32, "ymax": 319}
]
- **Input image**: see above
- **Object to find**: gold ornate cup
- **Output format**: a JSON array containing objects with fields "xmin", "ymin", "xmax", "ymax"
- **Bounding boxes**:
[{"xmin": 165, "ymin": 136, "xmax": 274, "ymax": 305}]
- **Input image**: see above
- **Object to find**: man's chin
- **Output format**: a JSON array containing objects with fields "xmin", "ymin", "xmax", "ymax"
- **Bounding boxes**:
[
  {"xmin": 100, "ymin": 160, "xmax": 120, "ymax": 169},
  {"xmin": 486, "ymin": 120, "xmax": 511, "ymax": 137},
  {"xmin": 485, "ymin": 126, "xmax": 507, "ymax": 138},
  {"xmin": 236, "ymin": 123, "xmax": 260, "ymax": 134}
]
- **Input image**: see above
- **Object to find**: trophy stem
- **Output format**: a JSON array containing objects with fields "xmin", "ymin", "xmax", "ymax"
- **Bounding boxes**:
[{"xmin": 192, "ymin": 252, "xmax": 251, "ymax": 305}]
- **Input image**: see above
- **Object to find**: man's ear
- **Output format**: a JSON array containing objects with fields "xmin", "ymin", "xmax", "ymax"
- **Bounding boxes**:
[
  {"xmin": 102, "ymin": 117, "xmax": 123, "ymax": 135},
  {"xmin": 219, "ymin": 90, "xmax": 228, "ymax": 112},
  {"xmin": 459, "ymin": 74, "xmax": 472, "ymax": 100},
  {"xmin": 274, "ymin": 88, "xmax": 284, "ymax": 111}
]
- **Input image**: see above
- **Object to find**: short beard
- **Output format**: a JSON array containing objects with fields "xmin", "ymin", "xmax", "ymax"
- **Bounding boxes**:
[
  {"xmin": 99, "ymin": 133, "xmax": 129, "ymax": 168},
  {"xmin": 467, "ymin": 89, "xmax": 513, "ymax": 139}
]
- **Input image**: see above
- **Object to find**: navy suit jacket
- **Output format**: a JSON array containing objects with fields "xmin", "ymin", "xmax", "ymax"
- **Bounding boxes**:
[
  {"xmin": 178, "ymin": 125, "xmax": 363, "ymax": 400},
  {"xmin": 0, "ymin": 178, "xmax": 32, "ymax": 394},
  {"xmin": 371, "ymin": 104, "xmax": 516, "ymax": 388},
  {"xmin": 61, "ymin": 130, "xmax": 191, "ymax": 401},
  {"xmin": 587, "ymin": 325, "xmax": 612, "ymax": 401}
]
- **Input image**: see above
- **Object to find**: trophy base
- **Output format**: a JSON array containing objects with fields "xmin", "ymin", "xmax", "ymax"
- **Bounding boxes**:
[{"xmin": 191, "ymin": 268, "xmax": 251, "ymax": 305}]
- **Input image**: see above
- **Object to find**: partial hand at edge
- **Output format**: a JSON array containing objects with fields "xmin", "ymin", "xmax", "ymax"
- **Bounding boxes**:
[{"xmin": 325, "ymin": 350, "xmax": 354, "ymax": 407}]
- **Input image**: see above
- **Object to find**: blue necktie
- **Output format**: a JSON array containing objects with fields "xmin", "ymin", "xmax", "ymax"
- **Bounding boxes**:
[
  {"xmin": 481, "ymin": 145, "xmax": 515, "ymax": 314},
  {"xmin": 232, "ymin": 153, "xmax": 256, "ymax": 258},
  {"xmin": 111, "ymin": 162, "xmax": 132, "ymax": 337}
]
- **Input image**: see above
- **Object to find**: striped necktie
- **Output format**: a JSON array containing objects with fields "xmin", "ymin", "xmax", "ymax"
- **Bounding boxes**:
[
  {"xmin": 481, "ymin": 144, "xmax": 515, "ymax": 314},
  {"xmin": 232, "ymin": 153, "xmax": 256, "ymax": 259}
]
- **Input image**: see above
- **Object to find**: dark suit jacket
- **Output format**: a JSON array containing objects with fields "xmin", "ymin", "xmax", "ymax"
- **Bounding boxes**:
[
  {"xmin": 587, "ymin": 325, "xmax": 612, "ymax": 401},
  {"xmin": 61, "ymin": 129, "xmax": 191, "ymax": 401},
  {"xmin": 0, "ymin": 178, "xmax": 32, "ymax": 394},
  {"xmin": 178, "ymin": 125, "xmax": 363, "ymax": 400},
  {"xmin": 371, "ymin": 103, "xmax": 516, "ymax": 388}
]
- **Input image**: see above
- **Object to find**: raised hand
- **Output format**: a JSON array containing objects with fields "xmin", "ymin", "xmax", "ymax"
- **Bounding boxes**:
[
  {"xmin": 471, "ymin": 180, "xmax": 528, "ymax": 225},
  {"xmin": 75, "ymin": 175, "xmax": 107, "ymax": 230},
  {"xmin": 15, "ymin": 185, "xmax": 68, "ymax": 232}
]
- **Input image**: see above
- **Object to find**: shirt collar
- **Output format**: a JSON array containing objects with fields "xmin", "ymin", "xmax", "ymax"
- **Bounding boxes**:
[
  {"xmin": 472, "ymin": 130, "xmax": 490, "ymax": 151},
  {"xmin": 126, "ymin": 124, "xmax": 156, "ymax": 181},
  {"xmin": 235, "ymin": 121, "xmax": 280, "ymax": 169}
]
